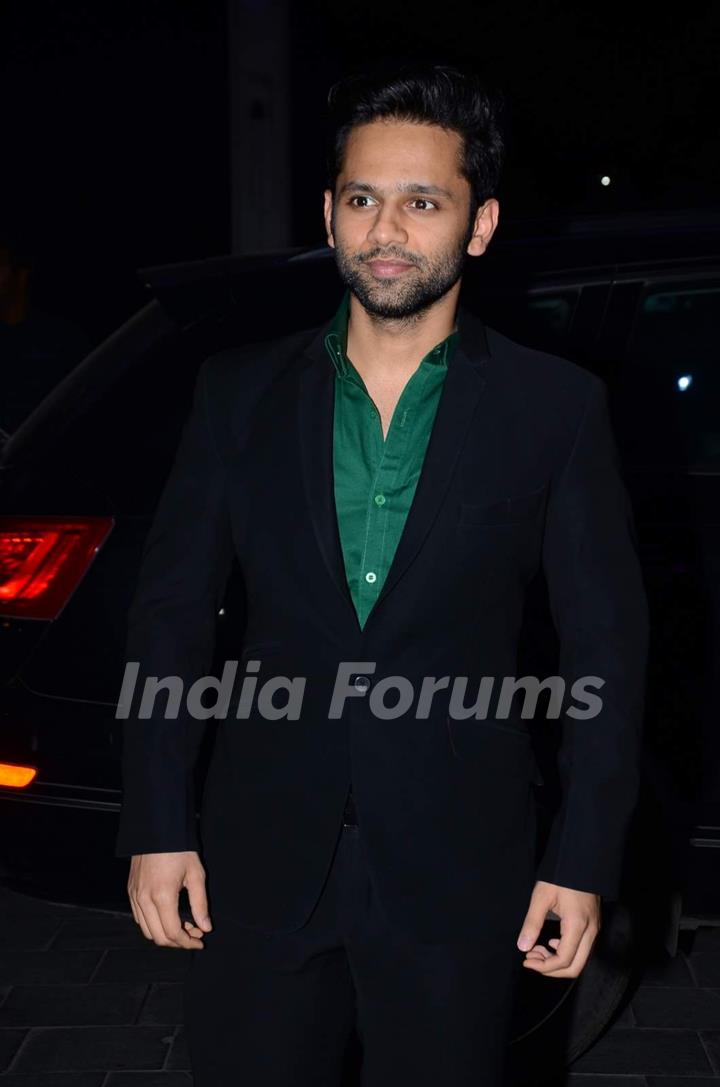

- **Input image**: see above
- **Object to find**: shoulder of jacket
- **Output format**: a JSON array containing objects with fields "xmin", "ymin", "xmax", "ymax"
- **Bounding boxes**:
[
  {"xmin": 193, "ymin": 325, "xmax": 323, "ymax": 458},
  {"xmin": 484, "ymin": 324, "xmax": 605, "ymax": 419},
  {"xmin": 198, "ymin": 325, "xmax": 321, "ymax": 392}
]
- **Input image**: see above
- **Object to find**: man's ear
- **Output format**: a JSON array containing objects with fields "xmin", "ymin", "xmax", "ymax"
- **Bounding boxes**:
[
  {"xmin": 323, "ymin": 189, "xmax": 335, "ymax": 249},
  {"xmin": 466, "ymin": 197, "xmax": 499, "ymax": 258}
]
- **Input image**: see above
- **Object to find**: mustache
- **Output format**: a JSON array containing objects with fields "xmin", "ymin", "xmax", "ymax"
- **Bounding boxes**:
[{"xmin": 359, "ymin": 251, "xmax": 422, "ymax": 267}]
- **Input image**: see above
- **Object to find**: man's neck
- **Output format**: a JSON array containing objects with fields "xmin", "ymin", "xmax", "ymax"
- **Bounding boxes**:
[{"xmin": 345, "ymin": 287, "xmax": 459, "ymax": 380}]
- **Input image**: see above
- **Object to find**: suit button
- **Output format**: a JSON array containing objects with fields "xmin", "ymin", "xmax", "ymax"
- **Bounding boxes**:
[{"xmin": 354, "ymin": 675, "xmax": 371, "ymax": 693}]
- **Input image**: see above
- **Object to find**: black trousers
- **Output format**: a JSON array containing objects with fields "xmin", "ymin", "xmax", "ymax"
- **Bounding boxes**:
[{"xmin": 184, "ymin": 821, "xmax": 525, "ymax": 1086}]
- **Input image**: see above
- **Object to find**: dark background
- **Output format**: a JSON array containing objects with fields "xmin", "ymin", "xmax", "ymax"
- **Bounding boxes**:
[{"xmin": 1, "ymin": 0, "xmax": 718, "ymax": 342}]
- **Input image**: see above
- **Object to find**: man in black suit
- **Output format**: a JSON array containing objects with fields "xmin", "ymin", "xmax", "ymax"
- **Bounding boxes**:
[{"xmin": 116, "ymin": 62, "xmax": 649, "ymax": 1086}]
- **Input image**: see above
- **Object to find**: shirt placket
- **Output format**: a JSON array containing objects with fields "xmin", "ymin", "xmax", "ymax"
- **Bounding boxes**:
[{"xmin": 356, "ymin": 366, "xmax": 429, "ymax": 626}]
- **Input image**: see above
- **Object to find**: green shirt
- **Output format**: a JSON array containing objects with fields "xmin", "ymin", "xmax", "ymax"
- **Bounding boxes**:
[{"xmin": 325, "ymin": 289, "xmax": 459, "ymax": 629}]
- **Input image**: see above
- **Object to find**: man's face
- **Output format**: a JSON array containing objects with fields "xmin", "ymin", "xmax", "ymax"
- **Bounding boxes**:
[{"xmin": 323, "ymin": 119, "xmax": 498, "ymax": 320}]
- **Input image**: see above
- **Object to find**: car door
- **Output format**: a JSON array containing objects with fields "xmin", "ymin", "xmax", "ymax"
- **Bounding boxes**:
[{"xmin": 598, "ymin": 267, "xmax": 720, "ymax": 915}]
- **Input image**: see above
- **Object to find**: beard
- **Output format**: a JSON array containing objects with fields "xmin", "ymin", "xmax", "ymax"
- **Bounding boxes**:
[{"xmin": 331, "ymin": 216, "xmax": 473, "ymax": 321}]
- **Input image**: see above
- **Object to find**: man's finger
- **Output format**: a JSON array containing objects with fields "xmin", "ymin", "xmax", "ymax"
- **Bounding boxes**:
[
  {"xmin": 137, "ymin": 897, "xmax": 174, "ymax": 947},
  {"xmin": 154, "ymin": 895, "xmax": 204, "ymax": 949},
  {"xmin": 131, "ymin": 891, "xmax": 156, "ymax": 943},
  {"xmin": 523, "ymin": 942, "xmax": 553, "ymax": 961},
  {"xmin": 136, "ymin": 894, "xmax": 195, "ymax": 949},
  {"xmin": 541, "ymin": 923, "xmax": 598, "ymax": 978},
  {"xmin": 185, "ymin": 871, "xmax": 213, "ymax": 933},
  {"xmin": 523, "ymin": 914, "xmax": 584, "ymax": 971},
  {"xmin": 523, "ymin": 918, "xmax": 597, "ymax": 976}
]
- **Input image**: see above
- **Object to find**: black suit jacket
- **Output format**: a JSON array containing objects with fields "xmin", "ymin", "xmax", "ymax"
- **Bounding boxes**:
[{"xmin": 115, "ymin": 304, "xmax": 649, "ymax": 942}]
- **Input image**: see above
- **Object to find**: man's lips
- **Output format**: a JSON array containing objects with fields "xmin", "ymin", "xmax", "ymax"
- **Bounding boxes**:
[{"xmin": 365, "ymin": 259, "xmax": 415, "ymax": 278}]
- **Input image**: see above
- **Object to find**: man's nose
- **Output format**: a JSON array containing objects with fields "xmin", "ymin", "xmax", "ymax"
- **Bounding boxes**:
[{"xmin": 366, "ymin": 205, "xmax": 408, "ymax": 247}]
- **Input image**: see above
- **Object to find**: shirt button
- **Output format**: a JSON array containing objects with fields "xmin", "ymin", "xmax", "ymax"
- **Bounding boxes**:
[
  {"xmin": 374, "ymin": 494, "xmax": 385, "ymax": 506},
  {"xmin": 365, "ymin": 571, "xmax": 377, "ymax": 584},
  {"xmin": 354, "ymin": 675, "xmax": 371, "ymax": 693}
]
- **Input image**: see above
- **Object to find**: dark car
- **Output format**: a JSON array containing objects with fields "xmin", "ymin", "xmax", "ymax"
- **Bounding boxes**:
[{"xmin": 1, "ymin": 208, "xmax": 719, "ymax": 1076}]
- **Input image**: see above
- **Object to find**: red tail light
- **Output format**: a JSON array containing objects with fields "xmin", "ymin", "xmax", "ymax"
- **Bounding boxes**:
[
  {"xmin": 0, "ymin": 516, "xmax": 114, "ymax": 620},
  {"xmin": 0, "ymin": 763, "xmax": 37, "ymax": 787}
]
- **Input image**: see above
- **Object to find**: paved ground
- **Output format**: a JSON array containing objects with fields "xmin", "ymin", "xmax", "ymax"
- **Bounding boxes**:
[{"xmin": 1, "ymin": 885, "xmax": 720, "ymax": 1085}]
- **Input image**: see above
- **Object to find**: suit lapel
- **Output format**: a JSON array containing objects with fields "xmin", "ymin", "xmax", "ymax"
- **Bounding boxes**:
[
  {"xmin": 297, "ymin": 304, "xmax": 491, "ymax": 631},
  {"xmin": 297, "ymin": 332, "xmax": 359, "ymax": 624},
  {"xmin": 367, "ymin": 312, "xmax": 489, "ymax": 624}
]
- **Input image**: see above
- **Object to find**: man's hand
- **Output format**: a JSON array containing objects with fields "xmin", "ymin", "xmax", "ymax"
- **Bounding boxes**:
[
  {"xmin": 127, "ymin": 851, "xmax": 213, "ymax": 949},
  {"xmin": 516, "ymin": 880, "xmax": 601, "ymax": 977}
]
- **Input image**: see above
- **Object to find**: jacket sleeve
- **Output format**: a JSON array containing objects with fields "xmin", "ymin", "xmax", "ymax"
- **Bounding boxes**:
[
  {"xmin": 114, "ymin": 356, "xmax": 234, "ymax": 857},
  {"xmin": 535, "ymin": 375, "xmax": 649, "ymax": 899}
]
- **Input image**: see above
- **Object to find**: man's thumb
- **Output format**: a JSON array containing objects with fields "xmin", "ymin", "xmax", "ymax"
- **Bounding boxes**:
[{"xmin": 517, "ymin": 903, "xmax": 546, "ymax": 951}]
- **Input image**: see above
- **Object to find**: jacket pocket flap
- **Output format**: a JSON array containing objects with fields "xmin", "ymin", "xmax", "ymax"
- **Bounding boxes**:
[
  {"xmin": 446, "ymin": 716, "xmax": 543, "ymax": 783},
  {"xmin": 459, "ymin": 483, "xmax": 548, "ymax": 526}
]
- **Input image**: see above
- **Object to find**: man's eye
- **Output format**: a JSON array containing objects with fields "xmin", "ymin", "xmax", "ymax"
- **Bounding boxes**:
[{"xmin": 346, "ymin": 196, "xmax": 438, "ymax": 211}]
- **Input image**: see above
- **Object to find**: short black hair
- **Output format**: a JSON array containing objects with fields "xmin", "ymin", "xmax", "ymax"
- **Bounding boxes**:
[{"xmin": 325, "ymin": 61, "xmax": 507, "ymax": 221}]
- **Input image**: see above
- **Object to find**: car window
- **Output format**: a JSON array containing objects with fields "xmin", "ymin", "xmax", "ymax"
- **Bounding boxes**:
[
  {"xmin": 614, "ymin": 280, "xmax": 720, "ymax": 471},
  {"xmin": 468, "ymin": 285, "xmax": 579, "ymax": 356}
]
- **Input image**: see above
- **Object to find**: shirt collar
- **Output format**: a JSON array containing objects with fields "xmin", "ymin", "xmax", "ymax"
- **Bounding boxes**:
[{"xmin": 324, "ymin": 288, "xmax": 459, "ymax": 377}]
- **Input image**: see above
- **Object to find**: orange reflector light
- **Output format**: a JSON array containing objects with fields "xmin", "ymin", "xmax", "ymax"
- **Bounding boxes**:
[
  {"xmin": 0, "ymin": 763, "xmax": 37, "ymax": 787},
  {"xmin": 0, "ymin": 515, "xmax": 113, "ymax": 620}
]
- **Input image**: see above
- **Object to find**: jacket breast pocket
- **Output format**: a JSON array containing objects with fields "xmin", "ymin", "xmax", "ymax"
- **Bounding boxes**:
[{"xmin": 458, "ymin": 483, "xmax": 548, "ymax": 528}]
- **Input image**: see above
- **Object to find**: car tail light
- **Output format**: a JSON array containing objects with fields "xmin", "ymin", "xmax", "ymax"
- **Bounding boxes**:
[
  {"xmin": 0, "ymin": 516, "xmax": 114, "ymax": 621},
  {"xmin": 0, "ymin": 763, "xmax": 37, "ymax": 787}
]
